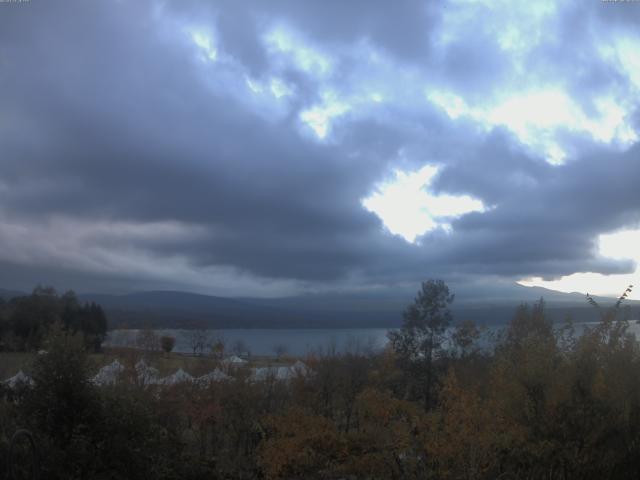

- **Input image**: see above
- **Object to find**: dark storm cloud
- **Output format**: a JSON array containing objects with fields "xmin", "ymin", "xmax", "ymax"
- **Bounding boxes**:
[
  {"xmin": 0, "ymin": 0, "xmax": 638, "ymax": 295},
  {"xmin": 172, "ymin": 0, "xmax": 441, "ymax": 66},
  {"xmin": 0, "ymin": 0, "xmax": 404, "ymax": 285}
]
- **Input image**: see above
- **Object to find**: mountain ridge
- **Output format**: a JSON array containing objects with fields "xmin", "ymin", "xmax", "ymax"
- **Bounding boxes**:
[{"xmin": 2, "ymin": 285, "xmax": 636, "ymax": 329}]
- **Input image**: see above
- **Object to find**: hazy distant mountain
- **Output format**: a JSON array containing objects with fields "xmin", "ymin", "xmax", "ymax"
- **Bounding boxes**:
[
  {"xmin": 78, "ymin": 291, "xmax": 302, "ymax": 329},
  {"xmin": 73, "ymin": 284, "xmax": 638, "ymax": 329},
  {"xmin": 77, "ymin": 290, "xmax": 404, "ymax": 328},
  {"xmin": 82, "ymin": 291, "xmax": 263, "ymax": 314},
  {"xmin": 0, "ymin": 284, "xmax": 634, "ymax": 328},
  {"xmin": 244, "ymin": 282, "xmax": 627, "ymax": 313}
]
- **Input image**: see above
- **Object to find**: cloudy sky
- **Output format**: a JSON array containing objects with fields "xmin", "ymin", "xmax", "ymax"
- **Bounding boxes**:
[{"xmin": 1, "ymin": 0, "xmax": 639, "ymax": 299}]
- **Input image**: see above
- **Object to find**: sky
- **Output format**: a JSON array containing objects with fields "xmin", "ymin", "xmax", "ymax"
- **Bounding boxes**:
[{"xmin": 0, "ymin": 0, "xmax": 639, "ymax": 300}]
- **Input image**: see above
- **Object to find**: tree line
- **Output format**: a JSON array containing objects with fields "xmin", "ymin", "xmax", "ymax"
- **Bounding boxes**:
[
  {"xmin": 0, "ymin": 286, "xmax": 108, "ymax": 352},
  {"xmin": 1, "ymin": 280, "xmax": 639, "ymax": 479}
]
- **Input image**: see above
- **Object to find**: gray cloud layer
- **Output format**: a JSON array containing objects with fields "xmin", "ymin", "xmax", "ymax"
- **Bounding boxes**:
[{"xmin": 0, "ymin": 0, "xmax": 638, "ymax": 295}]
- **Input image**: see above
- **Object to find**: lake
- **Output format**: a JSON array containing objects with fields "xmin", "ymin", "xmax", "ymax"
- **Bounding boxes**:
[
  {"xmin": 103, "ymin": 320, "xmax": 640, "ymax": 357},
  {"xmin": 104, "ymin": 328, "xmax": 391, "ymax": 356}
]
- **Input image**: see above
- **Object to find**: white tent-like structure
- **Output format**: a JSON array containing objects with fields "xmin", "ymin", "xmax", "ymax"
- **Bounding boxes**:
[
  {"xmin": 92, "ymin": 360, "xmax": 125, "ymax": 386},
  {"xmin": 160, "ymin": 368, "xmax": 194, "ymax": 386},
  {"xmin": 290, "ymin": 360, "xmax": 311, "ymax": 377},
  {"xmin": 196, "ymin": 369, "xmax": 231, "ymax": 386},
  {"xmin": 221, "ymin": 355, "xmax": 247, "ymax": 366},
  {"xmin": 135, "ymin": 361, "xmax": 233, "ymax": 388},
  {"xmin": 135, "ymin": 359, "xmax": 160, "ymax": 386},
  {"xmin": 3, "ymin": 370, "xmax": 35, "ymax": 389},
  {"xmin": 249, "ymin": 366, "xmax": 288, "ymax": 382},
  {"xmin": 249, "ymin": 361, "xmax": 312, "ymax": 383}
]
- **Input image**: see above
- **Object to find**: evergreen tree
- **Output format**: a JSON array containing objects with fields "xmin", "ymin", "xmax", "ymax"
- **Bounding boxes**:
[{"xmin": 388, "ymin": 279, "xmax": 454, "ymax": 409}]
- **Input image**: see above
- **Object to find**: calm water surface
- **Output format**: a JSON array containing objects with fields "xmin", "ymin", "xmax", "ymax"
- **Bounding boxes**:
[
  {"xmin": 104, "ymin": 328, "xmax": 390, "ymax": 356},
  {"xmin": 104, "ymin": 320, "xmax": 640, "ymax": 357}
]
